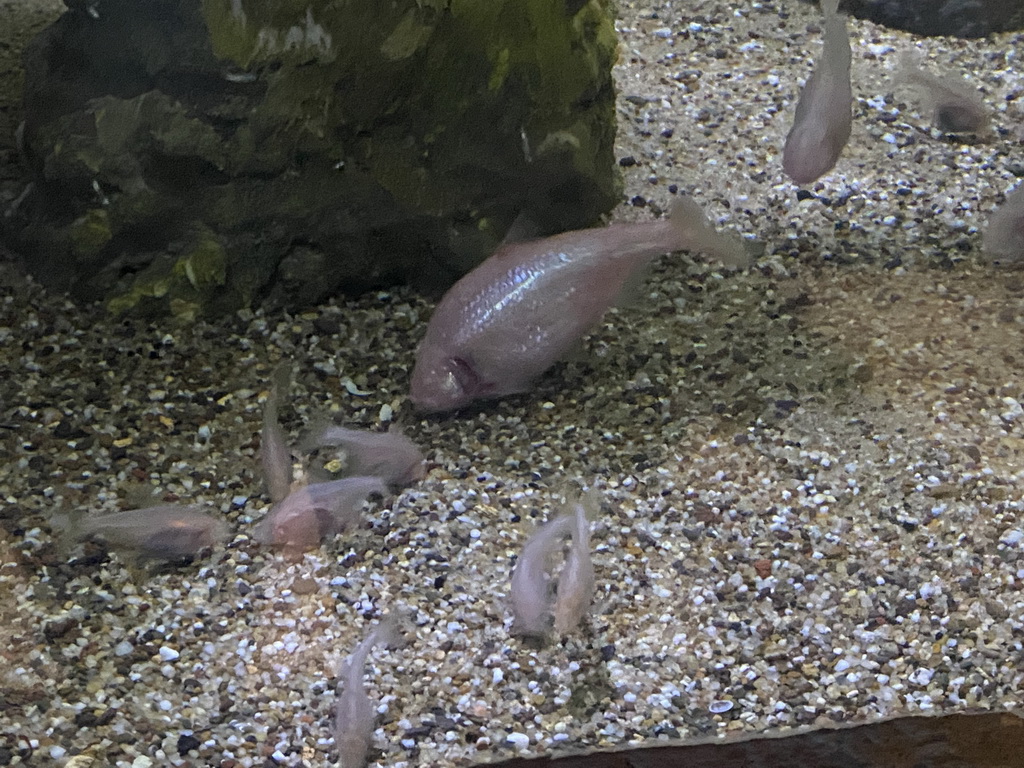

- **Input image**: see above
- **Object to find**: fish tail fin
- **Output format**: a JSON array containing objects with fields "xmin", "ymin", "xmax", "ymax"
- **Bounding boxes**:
[
  {"xmin": 270, "ymin": 361, "xmax": 292, "ymax": 408},
  {"xmin": 820, "ymin": 0, "xmax": 840, "ymax": 18},
  {"xmin": 669, "ymin": 196, "xmax": 749, "ymax": 268},
  {"xmin": 369, "ymin": 612, "xmax": 408, "ymax": 651},
  {"xmin": 49, "ymin": 505, "xmax": 86, "ymax": 554},
  {"xmin": 896, "ymin": 50, "xmax": 929, "ymax": 87}
]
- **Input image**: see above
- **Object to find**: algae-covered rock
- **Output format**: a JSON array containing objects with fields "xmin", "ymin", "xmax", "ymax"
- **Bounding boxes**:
[
  {"xmin": 838, "ymin": 0, "xmax": 1024, "ymax": 38},
  {"xmin": 15, "ymin": 0, "xmax": 620, "ymax": 316}
]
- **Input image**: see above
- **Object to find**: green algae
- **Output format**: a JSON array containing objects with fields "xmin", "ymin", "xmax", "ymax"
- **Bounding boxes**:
[
  {"xmin": 107, "ymin": 229, "xmax": 229, "ymax": 320},
  {"xmin": 21, "ymin": 0, "xmax": 620, "ymax": 315},
  {"xmin": 69, "ymin": 209, "xmax": 112, "ymax": 259}
]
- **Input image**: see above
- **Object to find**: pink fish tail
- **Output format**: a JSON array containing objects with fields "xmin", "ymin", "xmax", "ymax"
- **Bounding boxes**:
[{"xmin": 669, "ymin": 196, "xmax": 749, "ymax": 267}]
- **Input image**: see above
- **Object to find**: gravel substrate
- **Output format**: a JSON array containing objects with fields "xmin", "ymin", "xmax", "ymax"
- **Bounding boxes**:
[{"xmin": 2, "ymin": 1, "xmax": 1023, "ymax": 766}]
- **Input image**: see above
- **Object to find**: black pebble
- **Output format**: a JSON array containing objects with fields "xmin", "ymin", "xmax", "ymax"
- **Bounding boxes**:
[
  {"xmin": 313, "ymin": 316, "xmax": 342, "ymax": 335},
  {"xmin": 618, "ymin": 155, "xmax": 637, "ymax": 167},
  {"xmin": 75, "ymin": 710, "xmax": 99, "ymax": 727},
  {"xmin": 795, "ymin": 189, "xmax": 814, "ymax": 201},
  {"xmin": 600, "ymin": 644, "xmax": 616, "ymax": 661},
  {"xmin": 177, "ymin": 733, "xmax": 202, "ymax": 756}
]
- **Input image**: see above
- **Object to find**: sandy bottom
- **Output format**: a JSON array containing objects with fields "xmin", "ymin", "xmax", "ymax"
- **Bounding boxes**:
[{"xmin": 1, "ymin": 1, "xmax": 1022, "ymax": 766}]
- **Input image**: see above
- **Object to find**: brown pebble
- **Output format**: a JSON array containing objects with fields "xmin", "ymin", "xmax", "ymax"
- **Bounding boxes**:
[
  {"xmin": 753, "ymin": 559, "xmax": 772, "ymax": 578},
  {"xmin": 290, "ymin": 576, "xmax": 318, "ymax": 595}
]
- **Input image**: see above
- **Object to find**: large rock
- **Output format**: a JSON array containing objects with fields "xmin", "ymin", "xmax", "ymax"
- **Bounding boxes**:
[
  {"xmin": 15, "ymin": 0, "xmax": 620, "ymax": 318},
  {"xmin": 838, "ymin": 0, "xmax": 1024, "ymax": 38}
]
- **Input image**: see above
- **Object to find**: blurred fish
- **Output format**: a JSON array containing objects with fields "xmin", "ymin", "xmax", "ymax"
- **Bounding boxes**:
[
  {"xmin": 510, "ymin": 513, "xmax": 573, "ymax": 638},
  {"xmin": 983, "ymin": 185, "xmax": 1024, "ymax": 265},
  {"xmin": 783, "ymin": 0, "xmax": 852, "ymax": 185},
  {"xmin": 254, "ymin": 477, "xmax": 386, "ymax": 554},
  {"xmin": 334, "ymin": 615, "xmax": 404, "ymax": 768},
  {"xmin": 260, "ymin": 362, "xmax": 294, "ymax": 503},
  {"xmin": 300, "ymin": 423, "xmax": 425, "ymax": 486},
  {"xmin": 70, "ymin": 504, "xmax": 228, "ymax": 560},
  {"xmin": 410, "ymin": 197, "xmax": 747, "ymax": 412},
  {"xmin": 898, "ymin": 52, "xmax": 989, "ymax": 134},
  {"xmin": 552, "ymin": 491, "xmax": 596, "ymax": 636}
]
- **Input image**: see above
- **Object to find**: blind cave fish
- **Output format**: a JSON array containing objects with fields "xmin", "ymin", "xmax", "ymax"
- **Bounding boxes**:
[
  {"xmin": 782, "ymin": 0, "xmax": 852, "ymax": 185},
  {"xmin": 409, "ymin": 197, "xmax": 747, "ymax": 412}
]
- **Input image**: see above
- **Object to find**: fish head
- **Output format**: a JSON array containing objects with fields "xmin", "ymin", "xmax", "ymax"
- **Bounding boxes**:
[{"xmin": 409, "ymin": 353, "xmax": 486, "ymax": 412}]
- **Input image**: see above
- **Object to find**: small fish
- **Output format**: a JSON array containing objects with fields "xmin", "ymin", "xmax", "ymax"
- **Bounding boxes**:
[
  {"xmin": 510, "ymin": 512, "xmax": 575, "ymax": 638},
  {"xmin": 983, "ymin": 185, "xmax": 1024, "ymax": 265},
  {"xmin": 334, "ymin": 616, "xmax": 405, "ymax": 768},
  {"xmin": 899, "ymin": 52, "xmax": 989, "ymax": 134},
  {"xmin": 254, "ymin": 477, "xmax": 386, "ymax": 553},
  {"xmin": 300, "ymin": 423, "xmax": 425, "ymax": 486},
  {"xmin": 410, "ymin": 197, "xmax": 747, "ymax": 412},
  {"xmin": 260, "ymin": 363, "xmax": 294, "ymax": 503},
  {"xmin": 73, "ymin": 504, "xmax": 228, "ymax": 560},
  {"xmin": 552, "ymin": 493, "xmax": 596, "ymax": 636},
  {"xmin": 783, "ymin": 0, "xmax": 852, "ymax": 185}
]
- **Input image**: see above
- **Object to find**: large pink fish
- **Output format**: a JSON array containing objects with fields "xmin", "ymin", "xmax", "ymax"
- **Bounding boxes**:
[
  {"xmin": 782, "ymin": 0, "xmax": 852, "ymax": 185},
  {"xmin": 409, "ymin": 197, "xmax": 747, "ymax": 412}
]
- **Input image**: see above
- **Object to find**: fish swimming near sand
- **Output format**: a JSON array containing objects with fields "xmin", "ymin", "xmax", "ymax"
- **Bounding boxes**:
[
  {"xmin": 254, "ymin": 476, "xmax": 386, "ymax": 553},
  {"xmin": 782, "ymin": 0, "xmax": 852, "ymax": 185},
  {"xmin": 260, "ymin": 363, "xmax": 294, "ymax": 503},
  {"xmin": 300, "ymin": 423, "xmax": 425, "ymax": 486},
  {"xmin": 409, "ymin": 196, "xmax": 747, "ymax": 412},
  {"xmin": 898, "ymin": 52, "xmax": 989, "ymax": 134},
  {"xmin": 983, "ymin": 184, "xmax": 1024, "ymax": 265},
  {"xmin": 64, "ymin": 504, "xmax": 228, "ymax": 560},
  {"xmin": 334, "ymin": 615, "xmax": 404, "ymax": 768}
]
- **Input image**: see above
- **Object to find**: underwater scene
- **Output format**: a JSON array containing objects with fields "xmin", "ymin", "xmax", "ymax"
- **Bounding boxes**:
[{"xmin": 0, "ymin": 0, "xmax": 1022, "ymax": 766}]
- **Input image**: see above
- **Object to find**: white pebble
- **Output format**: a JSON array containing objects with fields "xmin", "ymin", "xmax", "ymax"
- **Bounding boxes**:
[
  {"xmin": 653, "ymin": 27, "xmax": 672, "ymax": 38},
  {"xmin": 1000, "ymin": 397, "xmax": 1023, "ymax": 422},
  {"xmin": 159, "ymin": 646, "xmax": 180, "ymax": 662},
  {"xmin": 709, "ymin": 699, "xmax": 734, "ymax": 713},
  {"xmin": 114, "ymin": 640, "xmax": 133, "ymax": 657},
  {"xmin": 909, "ymin": 667, "xmax": 935, "ymax": 686},
  {"xmin": 506, "ymin": 732, "xmax": 530, "ymax": 750},
  {"xmin": 341, "ymin": 377, "xmax": 371, "ymax": 396},
  {"xmin": 1000, "ymin": 529, "xmax": 1023, "ymax": 546}
]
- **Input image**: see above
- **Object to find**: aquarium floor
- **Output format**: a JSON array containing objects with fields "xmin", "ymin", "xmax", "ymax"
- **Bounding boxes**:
[{"xmin": 1, "ymin": 0, "xmax": 1022, "ymax": 766}]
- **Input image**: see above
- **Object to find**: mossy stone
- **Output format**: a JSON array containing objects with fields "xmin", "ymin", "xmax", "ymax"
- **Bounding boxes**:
[{"xmin": 16, "ymin": 0, "xmax": 621, "ymax": 317}]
